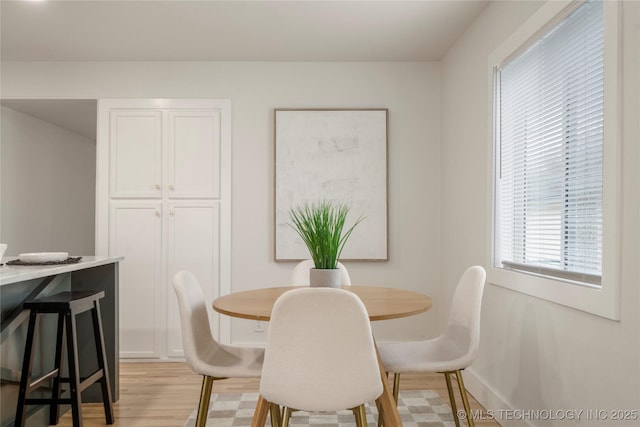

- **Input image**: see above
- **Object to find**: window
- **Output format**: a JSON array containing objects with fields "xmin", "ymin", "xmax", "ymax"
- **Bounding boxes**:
[
  {"xmin": 489, "ymin": 0, "xmax": 620, "ymax": 319},
  {"xmin": 495, "ymin": 0, "xmax": 603, "ymax": 285}
]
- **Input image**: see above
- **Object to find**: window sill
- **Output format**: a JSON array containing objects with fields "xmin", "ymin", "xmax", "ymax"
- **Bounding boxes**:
[{"xmin": 487, "ymin": 265, "xmax": 620, "ymax": 320}]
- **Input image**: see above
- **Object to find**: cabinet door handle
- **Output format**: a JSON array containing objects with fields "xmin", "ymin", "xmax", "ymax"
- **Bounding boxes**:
[
  {"xmin": 169, "ymin": 185, "xmax": 175, "ymax": 191},
  {"xmin": 155, "ymin": 210, "xmax": 161, "ymax": 217},
  {"xmin": 168, "ymin": 209, "xmax": 174, "ymax": 216},
  {"xmin": 155, "ymin": 184, "xmax": 161, "ymax": 190}
]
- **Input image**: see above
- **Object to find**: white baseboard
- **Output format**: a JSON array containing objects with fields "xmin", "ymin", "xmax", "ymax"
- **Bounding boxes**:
[{"xmin": 464, "ymin": 367, "xmax": 531, "ymax": 427}]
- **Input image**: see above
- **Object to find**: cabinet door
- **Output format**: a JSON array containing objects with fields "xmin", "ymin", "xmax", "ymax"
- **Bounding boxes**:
[
  {"xmin": 110, "ymin": 201, "xmax": 164, "ymax": 358},
  {"xmin": 166, "ymin": 201, "xmax": 220, "ymax": 357},
  {"xmin": 110, "ymin": 110, "xmax": 162, "ymax": 198},
  {"xmin": 167, "ymin": 110, "xmax": 221, "ymax": 199}
]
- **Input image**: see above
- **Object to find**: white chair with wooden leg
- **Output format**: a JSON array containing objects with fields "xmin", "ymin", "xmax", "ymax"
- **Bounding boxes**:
[
  {"xmin": 173, "ymin": 271, "xmax": 280, "ymax": 427},
  {"xmin": 377, "ymin": 266, "xmax": 486, "ymax": 427},
  {"xmin": 251, "ymin": 287, "xmax": 382, "ymax": 427},
  {"xmin": 290, "ymin": 259, "xmax": 352, "ymax": 286}
]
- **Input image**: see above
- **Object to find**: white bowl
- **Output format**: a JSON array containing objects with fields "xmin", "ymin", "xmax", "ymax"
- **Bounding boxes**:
[
  {"xmin": 18, "ymin": 252, "xmax": 69, "ymax": 263},
  {"xmin": 0, "ymin": 244, "xmax": 7, "ymax": 261}
]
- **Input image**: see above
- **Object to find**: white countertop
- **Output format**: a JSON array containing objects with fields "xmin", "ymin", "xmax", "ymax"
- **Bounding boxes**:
[{"xmin": 0, "ymin": 256, "xmax": 124, "ymax": 286}]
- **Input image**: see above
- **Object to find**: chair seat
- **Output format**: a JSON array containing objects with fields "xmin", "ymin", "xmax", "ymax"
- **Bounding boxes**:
[
  {"xmin": 23, "ymin": 291, "xmax": 105, "ymax": 313},
  {"xmin": 378, "ymin": 336, "xmax": 474, "ymax": 374},
  {"xmin": 192, "ymin": 344, "xmax": 264, "ymax": 379}
]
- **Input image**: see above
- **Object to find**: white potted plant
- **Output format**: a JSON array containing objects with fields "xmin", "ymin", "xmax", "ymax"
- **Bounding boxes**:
[{"xmin": 289, "ymin": 200, "xmax": 363, "ymax": 287}]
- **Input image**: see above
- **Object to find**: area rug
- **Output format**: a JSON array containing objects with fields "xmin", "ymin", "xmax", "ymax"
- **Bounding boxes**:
[{"xmin": 184, "ymin": 390, "xmax": 457, "ymax": 426}]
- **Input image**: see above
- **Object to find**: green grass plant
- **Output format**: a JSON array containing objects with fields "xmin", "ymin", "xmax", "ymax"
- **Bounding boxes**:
[{"xmin": 289, "ymin": 200, "xmax": 364, "ymax": 269}]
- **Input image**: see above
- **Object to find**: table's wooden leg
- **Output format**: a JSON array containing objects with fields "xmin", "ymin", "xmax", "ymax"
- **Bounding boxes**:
[
  {"xmin": 252, "ymin": 395, "xmax": 270, "ymax": 427},
  {"xmin": 374, "ymin": 340, "xmax": 403, "ymax": 426}
]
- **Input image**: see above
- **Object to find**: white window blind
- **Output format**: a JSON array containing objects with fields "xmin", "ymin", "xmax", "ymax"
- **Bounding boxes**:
[{"xmin": 494, "ymin": 0, "xmax": 603, "ymax": 286}]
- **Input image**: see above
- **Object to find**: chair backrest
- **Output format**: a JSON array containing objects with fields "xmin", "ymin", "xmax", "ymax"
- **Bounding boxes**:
[
  {"xmin": 290, "ymin": 259, "xmax": 352, "ymax": 286},
  {"xmin": 443, "ymin": 265, "xmax": 486, "ymax": 368},
  {"xmin": 259, "ymin": 288, "xmax": 382, "ymax": 412},
  {"xmin": 172, "ymin": 270, "xmax": 221, "ymax": 375}
]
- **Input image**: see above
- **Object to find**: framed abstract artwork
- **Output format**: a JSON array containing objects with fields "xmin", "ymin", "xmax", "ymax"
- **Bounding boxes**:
[{"xmin": 274, "ymin": 108, "xmax": 388, "ymax": 261}]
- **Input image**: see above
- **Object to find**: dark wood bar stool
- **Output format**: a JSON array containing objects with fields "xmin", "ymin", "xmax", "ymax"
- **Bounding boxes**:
[{"xmin": 15, "ymin": 291, "xmax": 114, "ymax": 427}]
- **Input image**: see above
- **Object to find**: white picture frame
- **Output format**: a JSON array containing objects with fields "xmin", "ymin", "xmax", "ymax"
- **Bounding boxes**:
[{"xmin": 274, "ymin": 108, "xmax": 388, "ymax": 261}]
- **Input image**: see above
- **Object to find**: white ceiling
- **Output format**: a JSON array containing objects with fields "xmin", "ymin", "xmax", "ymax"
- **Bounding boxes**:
[
  {"xmin": 0, "ymin": 0, "xmax": 488, "ymax": 138},
  {"xmin": 0, "ymin": 0, "xmax": 488, "ymax": 62}
]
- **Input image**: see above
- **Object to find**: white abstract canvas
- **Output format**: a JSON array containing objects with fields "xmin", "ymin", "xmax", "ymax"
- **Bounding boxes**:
[{"xmin": 275, "ymin": 109, "xmax": 388, "ymax": 261}]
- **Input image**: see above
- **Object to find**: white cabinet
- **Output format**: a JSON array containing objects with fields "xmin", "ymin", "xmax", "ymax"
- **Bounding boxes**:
[
  {"xmin": 165, "ymin": 201, "xmax": 220, "ymax": 357},
  {"xmin": 96, "ymin": 99, "xmax": 231, "ymax": 360},
  {"xmin": 168, "ymin": 110, "xmax": 221, "ymax": 199},
  {"xmin": 109, "ymin": 201, "xmax": 163, "ymax": 358},
  {"xmin": 109, "ymin": 109, "xmax": 221, "ymax": 200},
  {"xmin": 109, "ymin": 110, "xmax": 162, "ymax": 199}
]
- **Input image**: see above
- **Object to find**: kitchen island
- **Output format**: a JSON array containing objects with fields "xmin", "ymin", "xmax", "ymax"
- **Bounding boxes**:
[{"xmin": 0, "ymin": 256, "xmax": 122, "ymax": 427}]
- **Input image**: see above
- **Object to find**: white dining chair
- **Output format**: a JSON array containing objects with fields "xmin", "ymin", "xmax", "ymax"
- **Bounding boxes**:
[
  {"xmin": 173, "ymin": 271, "xmax": 276, "ymax": 427},
  {"xmin": 252, "ymin": 287, "xmax": 382, "ymax": 427},
  {"xmin": 290, "ymin": 259, "xmax": 352, "ymax": 286},
  {"xmin": 377, "ymin": 265, "xmax": 486, "ymax": 427}
]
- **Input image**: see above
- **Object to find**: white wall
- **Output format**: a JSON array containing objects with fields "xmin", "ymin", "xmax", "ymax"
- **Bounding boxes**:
[
  {"xmin": 4, "ymin": 4, "xmax": 638, "ymax": 422},
  {"xmin": 0, "ymin": 61, "xmax": 442, "ymax": 343},
  {"xmin": 0, "ymin": 106, "xmax": 96, "ymax": 256},
  {"xmin": 440, "ymin": 1, "xmax": 640, "ymax": 426}
]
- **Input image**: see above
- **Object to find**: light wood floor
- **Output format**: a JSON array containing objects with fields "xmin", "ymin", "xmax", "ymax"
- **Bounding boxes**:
[{"xmin": 58, "ymin": 362, "xmax": 500, "ymax": 426}]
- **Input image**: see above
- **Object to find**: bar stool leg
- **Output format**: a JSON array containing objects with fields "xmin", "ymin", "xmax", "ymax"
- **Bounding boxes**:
[
  {"xmin": 15, "ymin": 310, "xmax": 38, "ymax": 427},
  {"xmin": 65, "ymin": 310, "xmax": 83, "ymax": 427},
  {"xmin": 50, "ymin": 313, "xmax": 67, "ymax": 425},
  {"xmin": 91, "ymin": 300, "xmax": 114, "ymax": 423}
]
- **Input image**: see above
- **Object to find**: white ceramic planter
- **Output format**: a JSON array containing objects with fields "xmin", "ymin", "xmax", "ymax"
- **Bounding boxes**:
[{"xmin": 309, "ymin": 268, "xmax": 342, "ymax": 288}]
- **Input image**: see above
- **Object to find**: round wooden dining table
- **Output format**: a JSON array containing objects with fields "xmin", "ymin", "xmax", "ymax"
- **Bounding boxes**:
[
  {"xmin": 212, "ymin": 285, "xmax": 432, "ymax": 427},
  {"xmin": 213, "ymin": 285, "xmax": 431, "ymax": 321}
]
